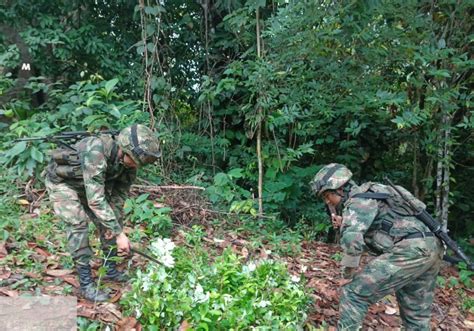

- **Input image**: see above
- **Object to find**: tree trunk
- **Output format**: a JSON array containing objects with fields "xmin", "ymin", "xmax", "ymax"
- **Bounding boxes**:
[
  {"xmin": 412, "ymin": 134, "xmax": 419, "ymax": 198},
  {"xmin": 435, "ymin": 112, "xmax": 452, "ymax": 231},
  {"xmin": 0, "ymin": 24, "xmax": 34, "ymax": 106},
  {"xmin": 256, "ymin": 7, "xmax": 263, "ymax": 217}
]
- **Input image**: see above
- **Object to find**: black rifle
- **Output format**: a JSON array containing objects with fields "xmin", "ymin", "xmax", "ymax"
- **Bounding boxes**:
[
  {"xmin": 15, "ymin": 130, "xmax": 119, "ymax": 151},
  {"xmin": 385, "ymin": 177, "xmax": 474, "ymax": 270}
]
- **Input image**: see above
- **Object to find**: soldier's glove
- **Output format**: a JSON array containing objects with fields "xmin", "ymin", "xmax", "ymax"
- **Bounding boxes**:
[{"xmin": 341, "ymin": 266, "xmax": 357, "ymax": 279}]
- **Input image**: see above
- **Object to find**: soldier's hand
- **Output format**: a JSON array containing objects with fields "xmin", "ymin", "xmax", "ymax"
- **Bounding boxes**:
[
  {"xmin": 341, "ymin": 266, "xmax": 357, "ymax": 279},
  {"xmin": 331, "ymin": 214, "xmax": 343, "ymax": 228},
  {"xmin": 116, "ymin": 232, "xmax": 131, "ymax": 256}
]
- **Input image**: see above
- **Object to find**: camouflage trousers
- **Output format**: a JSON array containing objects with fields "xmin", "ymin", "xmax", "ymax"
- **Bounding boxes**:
[
  {"xmin": 45, "ymin": 178, "xmax": 123, "ymax": 267},
  {"xmin": 338, "ymin": 237, "xmax": 444, "ymax": 331}
]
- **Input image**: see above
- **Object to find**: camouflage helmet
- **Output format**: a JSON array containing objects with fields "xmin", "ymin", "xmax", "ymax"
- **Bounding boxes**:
[
  {"xmin": 310, "ymin": 163, "xmax": 352, "ymax": 196},
  {"xmin": 117, "ymin": 124, "xmax": 161, "ymax": 166}
]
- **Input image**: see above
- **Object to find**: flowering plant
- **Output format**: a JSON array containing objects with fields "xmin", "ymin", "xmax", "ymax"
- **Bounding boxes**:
[{"xmin": 122, "ymin": 237, "xmax": 310, "ymax": 329}]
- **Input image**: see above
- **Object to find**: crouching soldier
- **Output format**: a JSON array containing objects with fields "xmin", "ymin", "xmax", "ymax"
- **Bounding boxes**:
[
  {"xmin": 45, "ymin": 124, "xmax": 160, "ymax": 302},
  {"xmin": 310, "ymin": 163, "xmax": 444, "ymax": 330}
]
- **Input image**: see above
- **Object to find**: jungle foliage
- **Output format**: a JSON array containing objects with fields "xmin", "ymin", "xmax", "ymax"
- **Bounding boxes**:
[{"xmin": 1, "ymin": 0, "xmax": 473, "ymax": 241}]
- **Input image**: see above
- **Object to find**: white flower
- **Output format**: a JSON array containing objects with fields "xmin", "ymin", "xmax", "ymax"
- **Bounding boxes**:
[
  {"xmin": 291, "ymin": 275, "xmax": 300, "ymax": 283},
  {"xmin": 301, "ymin": 265, "xmax": 308, "ymax": 273},
  {"xmin": 242, "ymin": 262, "xmax": 256, "ymax": 274},
  {"xmin": 135, "ymin": 307, "xmax": 142, "ymax": 318},
  {"xmin": 157, "ymin": 268, "xmax": 168, "ymax": 282},
  {"xmin": 222, "ymin": 294, "xmax": 233, "ymax": 306},
  {"xmin": 141, "ymin": 277, "xmax": 152, "ymax": 291},
  {"xmin": 151, "ymin": 238, "xmax": 175, "ymax": 256},
  {"xmin": 150, "ymin": 238, "xmax": 176, "ymax": 268},
  {"xmin": 255, "ymin": 300, "xmax": 271, "ymax": 308},
  {"xmin": 163, "ymin": 238, "xmax": 175, "ymax": 251},
  {"xmin": 192, "ymin": 284, "xmax": 210, "ymax": 304},
  {"xmin": 161, "ymin": 255, "xmax": 175, "ymax": 268}
]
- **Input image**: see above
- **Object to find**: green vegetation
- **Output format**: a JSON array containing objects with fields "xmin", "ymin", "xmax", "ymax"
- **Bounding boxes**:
[
  {"xmin": 1, "ymin": 0, "xmax": 473, "ymax": 233},
  {"xmin": 122, "ymin": 238, "xmax": 310, "ymax": 329},
  {"xmin": 124, "ymin": 193, "xmax": 173, "ymax": 238}
]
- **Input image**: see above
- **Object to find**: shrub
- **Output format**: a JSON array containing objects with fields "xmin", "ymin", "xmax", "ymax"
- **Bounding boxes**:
[
  {"xmin": 124, "ymin": 194, "xmax": 173, "ymax": 238},
  {"xmin": 122, "ymin": 238, "xmax": 310, "ymax": 329}
]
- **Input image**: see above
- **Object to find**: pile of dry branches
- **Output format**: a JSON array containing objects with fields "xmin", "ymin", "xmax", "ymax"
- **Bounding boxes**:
[{"xmin": 131, "ymin": 184, "xmax": 218, "ymax": 225}]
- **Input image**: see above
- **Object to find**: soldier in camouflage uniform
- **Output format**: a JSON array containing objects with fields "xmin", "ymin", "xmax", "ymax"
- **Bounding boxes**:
[
  {"xmin": 45, "ymin": 124, "xmax": 160, "ymax": 302},
  {"xmin": 310, "ymin": 164, "xmax": 444, "ymax": 330}
]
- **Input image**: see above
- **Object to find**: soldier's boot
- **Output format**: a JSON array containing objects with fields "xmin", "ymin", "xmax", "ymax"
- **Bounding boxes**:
[
  {"xmin": 103, "ymin": 258, "xmax": 129, "ymax": 282},
  {"xmin": 77, "ymin": 264, "xmax": 110, "ymax": 302}
]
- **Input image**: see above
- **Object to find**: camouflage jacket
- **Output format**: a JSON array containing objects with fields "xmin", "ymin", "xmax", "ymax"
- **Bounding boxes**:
[
  {"xmin": 46, "ymin": 134, "xmax": 136, "ymax": 236},
  {"xmin": 340, "ymin": 182, "xmax": 431, "ymax": 268}
]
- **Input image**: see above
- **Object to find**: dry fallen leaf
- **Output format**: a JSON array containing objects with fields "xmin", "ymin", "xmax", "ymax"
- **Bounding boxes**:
[
  {"xmin": 0, "ymin": 287, "xmax": 19, "ymax": 297},
  {"xmin": 178, "ymin": 320, "xmax": 191, "ymax": 331},
  {"xmin": 380, "ymin": 313, "xmax": 399, "ymax": 327},
  {"xmin": 0, "ymin": 243, "xmax": 8, "ymax": 259},
  {"xmin": 109, "ymin": 289, "xmax": 123, "ymax": 303},
  {"xmin": 448, "ymin": 306, "xmax": 459, "ymax": 316},
  {"xmin": 45, "ymin": 269, "xmax": 74, "ymax": 277},
  {"xmin": 385, "ymin": 306, "xmax": 398, "ymax": 315},
  {"xmin": 97, "ymin": 302, "xmax": 123, "ymax": 324},
  {"xmin": 0, "ymin": 270, "xmax": 11, "ymax": 280},
  {"xmin": 62, "ymin": 276, "xmax": 80, "ymax": 288},
  {"xmin": 464, "ymin": 320, "xmax": 474, "ymax": 329},
  {"xmin": 77, "ymin": 304, "xmax": 96, "ymax": 319},
  {"xmin": 116, "ymin": 316, "xmax": 138, "ymax": 331},
  {"xmin": 17, "ymin": 199, "xmax": 30, "ymax": 206},
  {"xmin": 369, "ymin": 304, "xmax": 386, "ymax": 314},
  {"xmin": 322, "ymin": 308, "xmax": 338, "ymax": 317},
  {"xmin": 34, "ymin": 247, "xmax": 51, "ymax": 257},
  {"xmin": 24, "ymin": 271, "xmax": 41, "ymax": 280},
  {"xmin": 152, "ymin": 202, "xmax": 166, "ymax": 208}
]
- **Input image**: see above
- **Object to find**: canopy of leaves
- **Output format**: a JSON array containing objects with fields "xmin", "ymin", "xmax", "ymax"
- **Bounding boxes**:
[{"xmin": 1, "ymin": 0, "xmax": 473, "ymax": 238}]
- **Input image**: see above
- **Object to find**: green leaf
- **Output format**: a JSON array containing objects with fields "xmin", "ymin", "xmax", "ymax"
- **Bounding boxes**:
[
  {"xmin": 85, "ymin": 96, "xmax": 103, "ymax": 107},
  {"xmin": 228, "ymin": 168, "xmax": 244, "ymax": 179},
  {"xmin": 82, "ymin": 115, "xmax": 105, "ymax": 126},
  {"xmin": 136, "ymin": 194, "xmax": 150, "ymax": 203},
  {"xmin": 105, "ymin": 78, "xmax": 119, "ymax": 94},
  {"xmin": 144, "ymin": 6, "xmax": 159, "ymax": 15},
  {"xmin": 214, "ymin": 173, "xmax": 229, "ymax": 186},
  {"xmin": 428, "ymin": 69, "xmax": 451, "ymax": 78},
  {"xmin": 30, "ymin": 146, "xmax": 44, "ymax": 163},
  {"xmin": 108, "ymin": 105, "xmax": 121, "ymax": 118},
  {"xmin": 7, "ymin": 141, "xmax": 27, "ymax": 158}
]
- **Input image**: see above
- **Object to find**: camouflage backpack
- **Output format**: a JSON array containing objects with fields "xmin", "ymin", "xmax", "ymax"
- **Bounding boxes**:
[
  {"xmin": 350, "ymin": 182, "xmax": 426, "ymax": 216},
  {"xmin": 48, "ymin": 134, "xmax": 119, "ymax": 180}
]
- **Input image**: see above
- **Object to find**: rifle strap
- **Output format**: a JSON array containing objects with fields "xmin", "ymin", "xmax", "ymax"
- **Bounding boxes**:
[{"xmin": 352, "ymin": 192, "xmax": 391, "ymax": 200}]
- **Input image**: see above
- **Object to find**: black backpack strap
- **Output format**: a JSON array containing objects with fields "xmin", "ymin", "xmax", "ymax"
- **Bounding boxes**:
[
  {"xmin": 111, "ymin": 139, "xmax": 119, "ymax": 164},
  {"xmin": 352, "ymin": 192, "xmax": 390, "ymax": 200}
]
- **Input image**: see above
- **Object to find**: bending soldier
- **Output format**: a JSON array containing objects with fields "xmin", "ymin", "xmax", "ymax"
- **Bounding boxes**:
[
  {"xmin": 311, "ymin": 163, "xmax": 444, "ymax": 330},
  {"xmin": 45, "ymin": 124, "xmax": 160, "ymax": 302}
]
